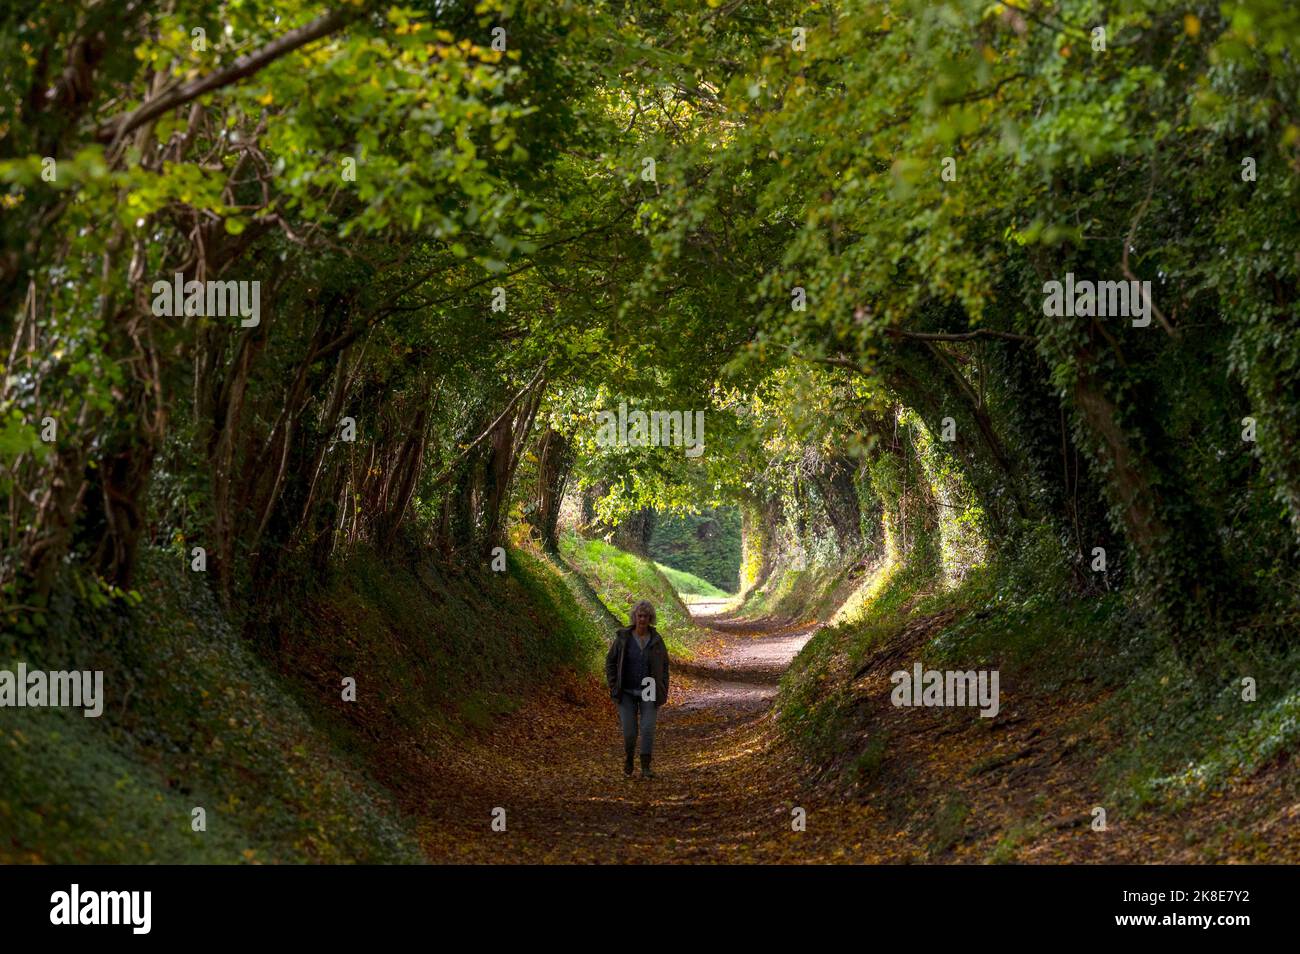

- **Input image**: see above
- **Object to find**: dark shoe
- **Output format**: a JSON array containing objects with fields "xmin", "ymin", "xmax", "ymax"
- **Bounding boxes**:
[
  {"xmin": 624, "ymin": 742, "xmax": 635, "ymax": 777},
  {"xmin": 640, "ymin": 753, "xmax": 655, "ymax": 779}
]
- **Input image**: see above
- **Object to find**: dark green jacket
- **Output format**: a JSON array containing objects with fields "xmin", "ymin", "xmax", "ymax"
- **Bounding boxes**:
[{"xmin": 605, "ymin": 626, "xmax": 670, "ymax": 706}]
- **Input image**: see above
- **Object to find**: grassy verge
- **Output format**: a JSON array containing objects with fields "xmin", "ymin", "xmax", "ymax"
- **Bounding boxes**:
[
  {"xmin": 655, "ymin": 562, "xmax": 729, "ymax": 604},
  {"xmin": 557, "ymin": 532, "xmax": 702, "ymax": 657}
]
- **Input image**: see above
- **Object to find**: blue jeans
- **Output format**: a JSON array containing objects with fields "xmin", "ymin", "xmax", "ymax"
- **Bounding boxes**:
[{"xmin": 618, "ymin": 691, "xmax": 658, "ymax": 755}]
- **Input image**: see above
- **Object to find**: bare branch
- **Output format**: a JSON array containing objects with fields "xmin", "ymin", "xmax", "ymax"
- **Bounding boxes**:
[
  {"xmin": 428, "ymin": 365, "xmax": 548, "ymax": 488},
  {"xmin": 885, "ymin": 328, "xmax": 1036, "ymax": 343},
  {"xmin": 96, "ymin": 8, "xmax": 358, "ymax": 144}
]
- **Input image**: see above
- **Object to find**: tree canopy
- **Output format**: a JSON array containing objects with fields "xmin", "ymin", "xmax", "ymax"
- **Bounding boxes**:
[{"xmin": 1, "ymin": 0, "xmax": 1298, "ymax": 673}]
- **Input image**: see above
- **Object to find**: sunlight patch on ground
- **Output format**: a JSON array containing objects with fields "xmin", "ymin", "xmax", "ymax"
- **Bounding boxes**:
[{"xmin": 685, "ymin": 597, "xmax": 740, "ymax": 616}]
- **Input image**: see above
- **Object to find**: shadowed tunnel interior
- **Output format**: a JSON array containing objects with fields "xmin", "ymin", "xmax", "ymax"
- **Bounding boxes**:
[{"xmin": 1, "ymin": 0, "xmax": 1298, "ymax": 870}]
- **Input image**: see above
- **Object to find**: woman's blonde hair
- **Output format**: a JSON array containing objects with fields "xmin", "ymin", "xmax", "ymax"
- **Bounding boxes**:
[{"xmin": 630, "ymin": 600, "xmax": 656, "ymax": 626}]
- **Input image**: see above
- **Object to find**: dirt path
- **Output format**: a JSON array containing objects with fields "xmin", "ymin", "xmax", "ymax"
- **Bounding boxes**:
[
  {"xmin": 414, "ymin": 607, "xmax": 1299, "ymax": 863},
  {"xmin": 417, "ymin": 614, "xmax": 891, "ymax": 863}
]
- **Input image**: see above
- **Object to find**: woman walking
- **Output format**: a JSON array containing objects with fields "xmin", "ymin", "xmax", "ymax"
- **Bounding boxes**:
[{"xmin": 605, "ymin": 600, "xmax": 670, "ymax": 779}]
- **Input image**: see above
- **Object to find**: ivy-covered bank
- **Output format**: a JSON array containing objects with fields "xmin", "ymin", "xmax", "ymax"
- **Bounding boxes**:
[
  {"xmin": 770, "ymin": 516, "xmax": 1300, "ymax": 861},
  {"xmin": 0, "ymin": 543, "xmax": 609, "ymax": 863}
]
